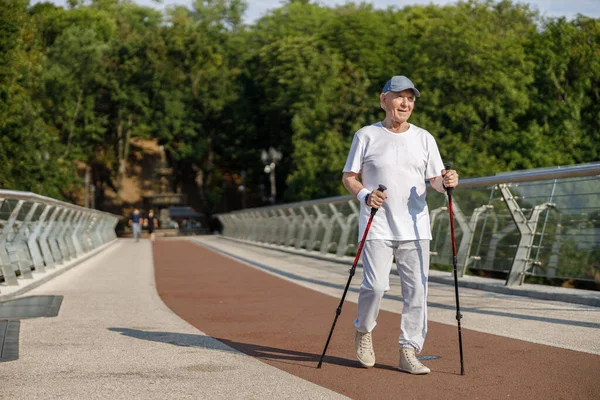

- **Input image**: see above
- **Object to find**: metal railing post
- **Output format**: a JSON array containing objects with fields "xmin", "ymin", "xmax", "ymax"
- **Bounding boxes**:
[
  {"xmin": 39, "ymin": 206, "xmax": 60, "ymax": 268},
  {"xmin": 500, "ymin": 184, "xmax": 555, "ymax": 286},
  {"xmin": 336, "ymin": 200, "xmax": 359, "ymax": 257},
  {"xmin": 27, "ymin": 203, "xmax": 50, "ymax": 272},
  {"xmin": 457, "ymin": 205, "xmax": 494, "ymax": 276},
  {"xmin": 0, "ymin": 200, "xmax": 23, "ymax": 286},
  {"xmin": 319, "ymin": 204, "xmax": 339, "ymax": 255}
]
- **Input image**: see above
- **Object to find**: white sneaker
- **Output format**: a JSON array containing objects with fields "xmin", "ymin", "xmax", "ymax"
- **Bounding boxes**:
[
  {"xmin": 355, "ymin": 330, "xmax": 375, "ymax": 368},
  {"xmin": 398, "ymin": 348, "xmax": 431, "ymax": 375}
]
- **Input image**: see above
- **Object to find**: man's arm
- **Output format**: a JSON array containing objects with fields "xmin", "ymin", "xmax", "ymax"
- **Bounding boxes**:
[
  {"xmin": 342, "ymin": 172, "xmax": 387, "ymax": 208},
  {"xmin": 429, "ymin": 176, "xmax": 446, "ymax": 193},
  {"xmin": 429, "ymin": 168, "xmax": 459, "ymax": 193},
  {"xmin": 342, "ymin": 172, "xmax": 364, "ymax": 197}
]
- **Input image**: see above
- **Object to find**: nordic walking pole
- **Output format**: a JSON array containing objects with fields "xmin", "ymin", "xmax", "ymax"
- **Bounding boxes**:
[
  {"xmin": 444, "ymin": 162, "xmax": 465, "ymax": 376},
  {"xmin": 317, "ymin": 184, "xmax": 387, "ymax": 369}
]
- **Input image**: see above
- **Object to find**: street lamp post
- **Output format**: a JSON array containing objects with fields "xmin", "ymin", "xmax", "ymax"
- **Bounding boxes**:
[
  {"xmin": 238, "ymin": 170, "xmax": 247, "ymax": 209},
  {"xmin": 261, "ymin": 147, "xmax": 282, "ymax": 204}
]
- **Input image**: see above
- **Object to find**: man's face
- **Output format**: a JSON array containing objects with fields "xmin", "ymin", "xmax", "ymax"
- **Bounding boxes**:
[{"xmin": 380, "ymin": 89, "xmax": 416, "ymax": 123}]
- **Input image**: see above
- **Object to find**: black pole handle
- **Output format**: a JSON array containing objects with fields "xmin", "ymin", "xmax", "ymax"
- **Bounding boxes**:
[
  {"xmin": 444, "ymin": 163, "xmax": 453, "ymax": 195},
  {"xmin": 370, "ymin": 184, "xmax": 387, "ymax": 216}
]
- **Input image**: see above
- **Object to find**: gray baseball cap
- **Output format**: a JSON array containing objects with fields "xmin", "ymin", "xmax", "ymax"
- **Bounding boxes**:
[{"xmin": 382, "ymin": 76, "xmax": 420, "ymax": 97}]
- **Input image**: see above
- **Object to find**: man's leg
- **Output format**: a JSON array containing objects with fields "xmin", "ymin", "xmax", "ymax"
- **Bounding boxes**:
[
  {"xmin": 353, "ymin": 240, "xmax": 394, "ymax": 368},
  {"xmin": 354, "ymin": 239, "xmax": 395, "ymax": 333},
  {"xmin": 395, "ymin": 239, "xmax": 430, "ymax": 351},
  {"xmin": 395, "ymin": 239, "xmax": 431, "ymax": 374}
]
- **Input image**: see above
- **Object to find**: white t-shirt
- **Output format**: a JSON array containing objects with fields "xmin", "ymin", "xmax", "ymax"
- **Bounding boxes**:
[{"xmin": 342, "ymin": 122, "xmax": 445, "ymax": 241}]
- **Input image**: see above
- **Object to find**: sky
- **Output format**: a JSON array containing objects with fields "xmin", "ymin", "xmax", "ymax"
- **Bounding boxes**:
[{"xmin": 34, "ymin": 0, "xmax": 600, "ymax": 23}]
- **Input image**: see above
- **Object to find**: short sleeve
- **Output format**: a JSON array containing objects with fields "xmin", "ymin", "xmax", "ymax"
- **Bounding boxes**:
[
  {"xmin": 425, "ymin": 134, "xmax": 445, "ymax": 180},
  {"xmin": 342, "ymin": 133, "xmax": 364, "ymax": 174}
]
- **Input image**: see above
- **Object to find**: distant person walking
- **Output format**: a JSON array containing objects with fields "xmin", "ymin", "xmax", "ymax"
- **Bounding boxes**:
[
  {"xmin": 145, "ymin": 209, "xmax": 159, "ymax": 242},
  {"xmin": 129, "ymin": 208, "xmax": 143, "ymax": 242},
  {"xmin": 342, "ymin": 75, "xmax": 458, "ymax": 374}
]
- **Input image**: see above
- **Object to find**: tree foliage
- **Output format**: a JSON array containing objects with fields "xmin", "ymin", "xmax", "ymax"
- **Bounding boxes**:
[{"xmin": 0, "ymin": 0, "xmax": 598, "ymax": 216}]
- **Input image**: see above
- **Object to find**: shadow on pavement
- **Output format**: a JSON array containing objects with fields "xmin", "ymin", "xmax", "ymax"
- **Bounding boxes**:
[{"xmin": 107, "ymin": 327, "xmax": 399, "ymax": 371}]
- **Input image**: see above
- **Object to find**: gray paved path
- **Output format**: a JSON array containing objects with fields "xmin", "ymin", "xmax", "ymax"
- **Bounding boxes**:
[{"xmin": 0, "ymin": 239, "xmax": 345, "ymax": 400}]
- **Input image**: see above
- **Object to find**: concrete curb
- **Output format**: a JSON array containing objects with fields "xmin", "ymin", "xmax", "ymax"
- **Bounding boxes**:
[
  {"xmin": 0, "ymin": 239, "xmax": 119, "ymax": 302},
  {"xmin": 217, "ymin": 235, "xmax": 600, "ymax": 307},
  {"xmin": 427, "ymin": 272, "xmax": 600, "ymax": 307}
]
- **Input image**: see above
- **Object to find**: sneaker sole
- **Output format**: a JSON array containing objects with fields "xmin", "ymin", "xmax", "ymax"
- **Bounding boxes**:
[
  {"xmin": 398, "ymin": 367, "xmax": 430, "ymax": 375},
  {"xmin": 358, "ymin": 359, "xmax": 375, "ymax": 368}
]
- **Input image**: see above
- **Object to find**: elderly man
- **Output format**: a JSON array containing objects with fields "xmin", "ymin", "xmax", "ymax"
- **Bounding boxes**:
[{"xmin": 342, "ymin": 75, "xmax": 459, "ymax": 374}]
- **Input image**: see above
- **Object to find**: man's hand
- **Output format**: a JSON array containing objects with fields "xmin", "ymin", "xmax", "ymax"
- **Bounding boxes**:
[
  {"xmin": 442, "ymin": 168, "xmax": 459, "ymax": 189},
  {"xmin": 367, "ymin": 188, "xmax": 387, "ymax": 208}
]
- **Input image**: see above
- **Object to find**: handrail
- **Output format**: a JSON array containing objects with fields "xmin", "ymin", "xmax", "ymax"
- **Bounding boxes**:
[
  {"xmin": 218, "ymin": 162, "xmax": 600, "ymax": 215},
  {"xmin": 0, "ymin": 190, "xmax": 120, "ymax": 218},
  {"xmin": 458, "ymin": 162, "xmax": 600, "ymax": 189}
]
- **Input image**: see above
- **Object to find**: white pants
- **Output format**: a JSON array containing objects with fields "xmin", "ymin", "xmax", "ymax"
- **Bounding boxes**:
[{"xmin": 353, "ymin": 239, "xmax": 430, "ymax": 353}]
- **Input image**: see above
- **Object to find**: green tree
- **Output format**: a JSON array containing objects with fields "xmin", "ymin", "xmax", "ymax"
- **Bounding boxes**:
[
  {"xmin": 401, "ymin": 0, "xmax": 540, "ymax": 175},
  {"xmin": 146, "ymin": 0, "xmax": 246, "ymax": 213},
  {"xmin": 0, "ymin": 0, "xmax": 74, "ymax": 198},
  {"xmin": 525, "ymin": 16, "xmax": 600, "ymax": 165},
  {"xmin": 1, "ymin": 0, "xmax": 599, "ymax": 215}
]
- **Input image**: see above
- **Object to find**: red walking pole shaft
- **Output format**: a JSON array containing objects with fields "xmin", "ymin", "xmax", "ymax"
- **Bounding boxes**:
[
  {"xmin": 445, "ymin": 163, "xmax": 465, "ymax": 376},
  {"xmin": 317, "ymin": 184, "xmax": 387, "ymax": 368}
]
